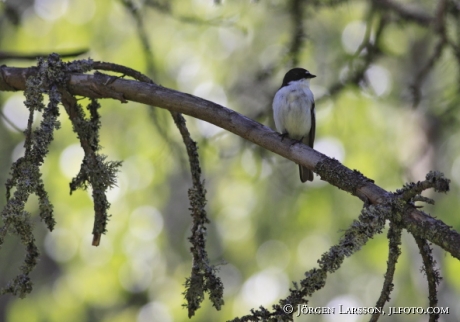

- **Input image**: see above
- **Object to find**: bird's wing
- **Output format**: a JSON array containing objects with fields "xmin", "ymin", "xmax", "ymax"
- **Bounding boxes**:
[{"xmin": 309, "ymin": 102, "xmax": 315, "ymax": 148}]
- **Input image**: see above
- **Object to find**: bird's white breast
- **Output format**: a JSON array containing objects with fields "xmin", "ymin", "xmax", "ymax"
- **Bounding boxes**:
[{"xmin": 272, "ymin": 80, "xmax": 314, "ymax": 140}]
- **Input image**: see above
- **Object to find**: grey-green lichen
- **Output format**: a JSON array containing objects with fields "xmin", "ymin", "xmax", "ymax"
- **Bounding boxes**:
[
  {"xmin": 171, "ymin": 112, "xmax": 224, "ymax": 317},
  {"xmin": 414, "ymin": 236, "xmax": 442, "ymax": 321},
  {"xmin": 0, "ymin": 53, "xmax": 119, "ymax": 297},
  {"xmin": 395, "ymin": 171, "xmax": 450, "ymax": 204},
  {"xmin": 65, "ymin": 97, "xmax": 121, "ymax": 245},
  {"xmin": 1, "ymin": 54, "xmax": 63, "ymax": 297},
  {"xmin": 314, "ymin": 157, "xmax": 374, "ymax": 195},
  {"xmin": 233, "ymin": 171, "xmax": 450, "ymax": 321},
  {"xmin": 232, "ymin": 204, "xmax": 390, "ymax": 322},
  {"xmin": 370, "ymin": 222, "xmax": 402, "ymax": 322}
]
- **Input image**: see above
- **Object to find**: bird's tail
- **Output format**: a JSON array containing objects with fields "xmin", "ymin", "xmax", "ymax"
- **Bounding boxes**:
[{"xmin": 299, "ymin": 165, "xmax": 313, "ymax": 183}]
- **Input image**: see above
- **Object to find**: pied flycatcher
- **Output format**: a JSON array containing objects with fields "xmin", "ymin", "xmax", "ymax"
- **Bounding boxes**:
[{"xmin": 272, "ymin": 68, "xmax": 316, "ymax": 182}]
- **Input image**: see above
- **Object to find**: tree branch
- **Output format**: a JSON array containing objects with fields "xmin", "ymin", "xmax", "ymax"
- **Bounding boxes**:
[
  {"xmin": 372, "ymin": 0, "xmax": 433, "ymax": 25},
  {"xmin": 65, "ymin": 60, "xmax": 223, "ymax": 315},
  {"xmin": 414, "ymin": 236, "xmax": 442, "ymax": 322},
  {"xmin": 370, "ymin": 222, "xmax": 402, "ymax": 322},
  {"xmin": 0, "ymin": 49, "xmax": 89, "ymax": 61},
  {"xmin": 0, "ymin": 65, "xmax": 458, "ymax": 260}
]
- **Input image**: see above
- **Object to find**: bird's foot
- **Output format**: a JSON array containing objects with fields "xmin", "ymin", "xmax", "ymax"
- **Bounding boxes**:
[
  {"xmin": 289, "ymin": 135, "xmax": 305, "ymax": 147},
  {"xmin": 280, "ymin": 133, "xmax": 304, "ymax": 147},
  {"xmin": 280, "ymin": 132, "xmax": 289, "ymax": 141}
]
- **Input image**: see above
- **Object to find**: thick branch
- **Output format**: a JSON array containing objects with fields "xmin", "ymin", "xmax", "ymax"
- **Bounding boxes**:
[{"xmin": 1, "ymin": 66, "xmax": 459, "ymax": 259}]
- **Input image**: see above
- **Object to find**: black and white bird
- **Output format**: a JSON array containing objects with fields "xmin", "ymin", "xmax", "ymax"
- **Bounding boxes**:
[{"xmin": 272, "ymin": 68, "xmax": 316, "ymax": 182}]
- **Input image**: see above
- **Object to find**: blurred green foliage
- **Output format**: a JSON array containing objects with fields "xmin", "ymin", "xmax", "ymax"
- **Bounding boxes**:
[{"xmin": 1, "ymin": 0, "xmax": 460, "ymax": 321}]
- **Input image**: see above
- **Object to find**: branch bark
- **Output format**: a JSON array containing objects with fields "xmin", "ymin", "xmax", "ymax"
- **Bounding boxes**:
[{"xmin": 1, "ymin": 65, "xmax": 459, "ymax": 259}]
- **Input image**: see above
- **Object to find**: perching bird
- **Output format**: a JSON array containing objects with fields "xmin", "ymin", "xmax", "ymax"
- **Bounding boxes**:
[{"xmin": 272, "ymin": 68, "xmax": 316, "ymax": 182}]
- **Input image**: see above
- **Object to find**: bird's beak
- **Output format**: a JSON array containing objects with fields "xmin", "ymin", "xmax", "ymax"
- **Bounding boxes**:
[{"xmin": 310, "ymin": 74, "xmax": 317, "ymax": 78}]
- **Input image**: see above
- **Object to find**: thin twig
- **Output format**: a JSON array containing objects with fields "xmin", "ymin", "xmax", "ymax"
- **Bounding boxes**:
[
  {"xmin": 0, "ymin": 49, "xmax": 88, "ymax": 61},
  {"xmin": 414, "ymin": 236, "xmax": 442, "ymax": 322},
  {"xmin": 120, "ymin": 0, "xmax": 155, "ymax": 75},
  {"xmin": 372, "ymin": 0, "xmax": 433, "ymax": 25},
  {"xmin": 288, "ymin": 0, "xmax": 306, "ymax": 67},
  {"xmin": 370, "ymin": 223, "xmax": 402, "ymax": 322},
  {"xmin": 325, "ymin": 11, "xmax": 387, "ymax": 100},
  {"xmin": 410, "ymin": 0, "xmax": 448, "ymax": 107}
]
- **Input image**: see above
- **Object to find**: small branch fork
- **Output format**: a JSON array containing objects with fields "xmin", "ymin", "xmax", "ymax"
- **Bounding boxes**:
[{"xmin": 0, "ymin": 59, "xmax": 455, "ymax": 320}]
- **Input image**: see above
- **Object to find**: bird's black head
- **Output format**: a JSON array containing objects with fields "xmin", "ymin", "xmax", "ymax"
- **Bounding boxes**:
[{"xmin": 281, "ymin": 68, "xmax": 316, "ymax": 87}]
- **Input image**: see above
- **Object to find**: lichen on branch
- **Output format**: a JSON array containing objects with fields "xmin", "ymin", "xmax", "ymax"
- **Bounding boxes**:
[
  {"xmin": 0, "ymin": 53, "xmax": 120, "ymax": 297},
  {"xmin": 0, "ymin": 54, "xmax": 64, "ymax": 297}
]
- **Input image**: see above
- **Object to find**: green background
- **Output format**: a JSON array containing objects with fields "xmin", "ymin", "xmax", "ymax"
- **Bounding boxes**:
[{"xmin": 1, "ymin": 0, "xmax": 459, "ymax": 321}]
